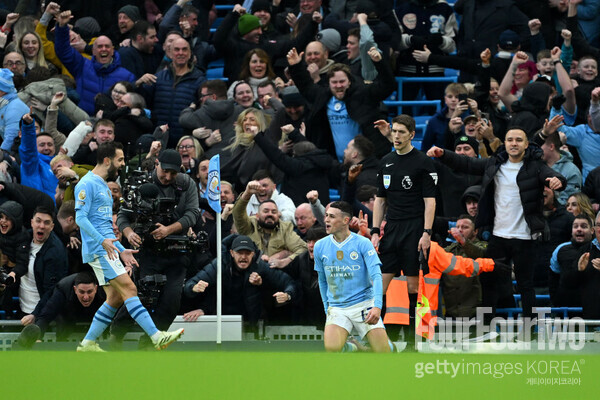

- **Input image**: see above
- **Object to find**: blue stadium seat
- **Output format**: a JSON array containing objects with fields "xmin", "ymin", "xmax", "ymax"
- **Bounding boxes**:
[
  {"xmin": 329, "ymin": 189, "xmax": 340, "ymax": 201},
  {"xmin": 206, "ymin": 67, "xmax": 225, "ymax": 80}
]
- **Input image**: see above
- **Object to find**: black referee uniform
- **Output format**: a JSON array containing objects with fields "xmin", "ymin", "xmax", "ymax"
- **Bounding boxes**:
[{"xmin": 376, "ymin": 147, "xmax": 437, "ymax": 276}]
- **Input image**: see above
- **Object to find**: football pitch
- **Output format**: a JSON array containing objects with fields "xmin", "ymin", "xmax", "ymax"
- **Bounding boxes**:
[{"xmin": 6, "ymin": 341, "xmax": 599, "ymax": 399}]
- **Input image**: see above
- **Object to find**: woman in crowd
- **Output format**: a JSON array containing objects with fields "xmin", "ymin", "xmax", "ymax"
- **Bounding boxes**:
[
  {"xmin": 176, "ymin": 135, "xmax": 204, "ymax": 179},
  {"xmin": 16, "ymin": 31, "xmax": 51, "ymax": 73},
  {"xmin": 227, "ymin": 49, "xmax": 276, "ymax": 99},
  {"xmin": 221, "ymin": 108, "xmax": 276, "ymax": 192},
  {"xmin": 94, "ymin": 80, "xmax": 135, "ymax": 118},
  {"xmin": 566, "ymin": 192, "xmax": 595, "ymax": 221}
]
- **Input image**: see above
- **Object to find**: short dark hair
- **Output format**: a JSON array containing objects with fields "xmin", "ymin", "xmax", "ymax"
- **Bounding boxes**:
[
  {"xmin": 347, "ymin": 27, "xmax": 360, "ymax": 39},
  {"xmin": 74, "ymin": 271, "xmax": 98, "ymax": 286},
  {"xmin": 259, "ymin": 199, "xmax": 277, "ymax": 209},
  {"xmin": 181, "ymin": 4, "xmax": 199, "ymax": 17},
  {"xmin": 251, "ymin": 169, "xmax": 275, "ymax": 182},
  {"xmin": 456, "ymin": 214, "xmax": 475, "ymax": 225},
  {"xmin": 200, "ymin": 79, "xmax": 227, "ymax": 100},
  {"xmin": 36, "ymin": 131, "xmax": 54, "ymax": 141},
  {"xmin": 352, "ymin": 135, "xmax": 374, "ymax": 159},
  {"xmin": 33, "ymin": 205, "xmax": 55, "ymax": 220},
  {"xmin": 57, "ymin": 200, "xmax": 75, "ymax": 220},
  {"xmin": 293, "ymin": 141, "xmax": 316, "ymax": 156},
  {"xmin": 356, "ymin": 185, "xmax": 377, "ymax": 203},
  {"xmin": 536, "ymin": 49, "xmax": 551, "ymax": 61},
  {"xmin": 97, "ymin": 141, "xmax": 123, "ymax": 164},
  {"xmin": 257, "ymin": 79, "xmax": 277, "ymax": 93},
  {"xmin": 544, "ymin": 132, "xmax": 562, "ymax": 150},
  {"xmin": 327, "ymin": 63, "xmax": 352, "ymax": 80},
  {"xmin": 329, "ymin": 201, "xmax": 353, "ymax": 218},
  {"xmin": 131, "ymin": 20, "xmax": 154, "ymax": 40},
  {"xmin": 573, "ymin": 213, "xmax": 593, "ymax": 228},
  {"xmin": 306, "ymin": 226, "xmax": 327, "ymax": 241},
  {"xmin": 392, "ymin": 114, "xmax": 416, "ymax": 132}
]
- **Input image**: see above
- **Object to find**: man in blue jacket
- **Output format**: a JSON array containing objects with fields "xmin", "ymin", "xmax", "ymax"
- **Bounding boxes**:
[
  {"xmin": 18, "ymin": 111, "xmax": 59, "ymax": 203},
  {"xmin": 54, "ymin": 10, "xmax": 135, "ymax": 115}
]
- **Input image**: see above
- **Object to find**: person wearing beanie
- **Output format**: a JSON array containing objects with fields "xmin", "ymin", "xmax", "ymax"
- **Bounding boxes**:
[
  {"xmin": 0, "ymin": 68, "xmax": 29, "ymax": 152},
  {"xmin": 0, "ymin": 200, "xmax": 31, "ymax": 289},
  {"xmin": 214, "ymin": 4, "xmax": 320, "ymax": 82},
  {"xmin": 118, "ymin": 5, "xmax": 142, "ymax": 34},
  {"xmin": 54, "ymin": 10, "xmax": 135, "ymax": 115},
  {"xmin": 251, "ymin": 0, "xmax": 280, "ymax": 40},
  {"xmin": 74, "ymin": 17, "xmax": 101, "ymax": 42}
]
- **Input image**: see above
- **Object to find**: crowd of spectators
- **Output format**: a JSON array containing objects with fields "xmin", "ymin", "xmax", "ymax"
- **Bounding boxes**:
[{"xmin": 1, "ymin": 0, "xmax": 600, "ymax": 343}]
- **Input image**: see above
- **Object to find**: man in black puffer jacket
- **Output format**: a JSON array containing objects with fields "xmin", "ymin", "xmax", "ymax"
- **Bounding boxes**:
[
  {"xmin": 427, "ymin": 127, "xmax": 566, "ymax": 327},
  {"xmin": 184, "ymin": 234, "xmax": 298, "ymax": 328}
]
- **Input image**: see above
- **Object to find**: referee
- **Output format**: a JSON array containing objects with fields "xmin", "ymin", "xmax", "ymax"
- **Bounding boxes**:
[{"xmin": 372, "ymin": 115, "xmax": 437, "ymax": 331}]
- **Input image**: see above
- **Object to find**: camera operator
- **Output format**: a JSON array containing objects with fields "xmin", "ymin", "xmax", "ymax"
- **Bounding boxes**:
[{"xmin": 114, "ymin": 149, "xmax": 200, "ymax": 345}]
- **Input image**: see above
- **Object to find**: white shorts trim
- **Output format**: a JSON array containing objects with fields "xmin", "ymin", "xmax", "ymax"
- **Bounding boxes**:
[
  {"xmin": 89, "ymin": 255, "xmax": 127, "ymax": 286},
  {"xmin": 326, "ymin": 298, "xmax": 385, "ymax": 339}
]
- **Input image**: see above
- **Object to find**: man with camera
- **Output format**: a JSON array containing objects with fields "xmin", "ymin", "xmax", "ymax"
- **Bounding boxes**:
[{"xmin": 115, "ymin": 149, "xmax": 200, "ymax": 346}]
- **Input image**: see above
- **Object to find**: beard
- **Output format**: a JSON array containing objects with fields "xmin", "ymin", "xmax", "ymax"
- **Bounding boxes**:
[
  {"xmin": 107, "ymin": 163, "xmax": 119, "ymax": 181},
  {"xmin": 258, "ymin": 218, "xmax": 277, "ymax": 230}
]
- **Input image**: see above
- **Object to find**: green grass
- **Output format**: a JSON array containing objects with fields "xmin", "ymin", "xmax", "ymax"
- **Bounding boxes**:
[{"xmin": 5, "ymin": 351, "xmax": 599, "ymax": 399}]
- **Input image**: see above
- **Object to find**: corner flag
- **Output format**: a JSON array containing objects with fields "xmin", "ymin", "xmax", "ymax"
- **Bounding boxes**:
[{"xmin": 207, "ymin": 154, "xmax": 221, "ymax": 213}]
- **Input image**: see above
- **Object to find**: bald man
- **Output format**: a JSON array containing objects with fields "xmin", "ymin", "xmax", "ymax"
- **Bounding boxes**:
[{"xmin": 54, "ymin": 10, "xmax": 135, "ymax": 114}]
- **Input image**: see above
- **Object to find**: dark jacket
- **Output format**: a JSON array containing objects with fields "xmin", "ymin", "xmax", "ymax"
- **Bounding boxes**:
[
  {"xmin": 439, "ymin": 145, "xmax": 567, "ymax": 239},
  {"xmin": 434, "ymin": 160, "xmax": 482, "ymax": 218},
  {"xmin": 118, "ymin": 44, "xmax": 163, "ymax": 79},
  {"xmin": 422, "ymin": 106, "xmax": 450, "ymax": 152},
  {"xmin": 549, "ymin": 238, "xmax": 590, "ymax": 307},
  {"xmin": 54, "ymin": 24, "xmax": 136, "ymax": 115},
  {"xmin": 213, "ymin": 10, "xmax": 318, "ymax": 83},
  {"xmin": 0, "ymin": 182, "xmax": 55, "ymax": 229},
  {"xmin": 583, "ymin": 166, "xmax": 600, "ymax": 205},
  {"xmin": 509, "ymin": 82, "xmax": 553, "ymax": 138},
  {"xmin": 578, "ymin": 239, "xmax": 600, "ymax": 319},
  {"xmin": 532, "ymin": 206, "xmax": 574, "ymax": 287},
  {"xmin": 143, "ymin": 65, "xmax": 205, "ymax": 148},
  {"xmin": 0, "ymin": 201, "xmax": 30, "ymax": 273},
  {"xmin": 454, "ymin": 0, "xmax": 530, "ymax": 60},
  {"xmin": 179, "ymin": 99, "xmax": 244, "ymax": 160},
  {"xmin": 289, "ymin": 57, "xmax": 395, "ymax": 159},
  {"xmin": 16, "ymin": 231, "xmax": 69, "ymax": 317},
  {"xmin": 184, "ymin": 234, "xmax": 298, "ymax": 324},
  {"xmin": 253, "ymin": 131, "xmax": 334, "ymax": 206},
  {"xmin": 36, "ymin": 273, "xmax": 106, "ymax": 338},
  {"xmin": 283, "ymin": 250, "xmax": 324, "ymax": 326}
]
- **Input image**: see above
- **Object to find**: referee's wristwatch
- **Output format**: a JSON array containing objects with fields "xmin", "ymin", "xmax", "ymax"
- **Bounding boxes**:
[{"xmin": 423, "ymin": 229, "xmax": 432, "ymax": 236}]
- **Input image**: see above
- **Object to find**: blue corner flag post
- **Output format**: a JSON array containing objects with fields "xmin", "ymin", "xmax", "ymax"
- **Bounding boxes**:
[{"xmin": 207, "ymin": 155, "xmax": 222, "ymax": 344}]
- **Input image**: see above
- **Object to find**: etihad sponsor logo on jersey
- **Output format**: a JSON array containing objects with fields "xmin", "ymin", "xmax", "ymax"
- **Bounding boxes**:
[{"xmin": 324, "ymin": 264, "xmax": 361, "ymax": 272}]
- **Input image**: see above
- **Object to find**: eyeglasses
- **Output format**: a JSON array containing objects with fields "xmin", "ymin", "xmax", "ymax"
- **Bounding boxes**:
[
  {"xmin": 200, "ymin": 92, "xmax": 213, "ymax": 98},
  {"xmin": 178, "ymin": 145, "xmax": 194, "ymax": 150},
  {"xmin": 3, "ymin": 61, "xmax": 24, "ymax": 67}
]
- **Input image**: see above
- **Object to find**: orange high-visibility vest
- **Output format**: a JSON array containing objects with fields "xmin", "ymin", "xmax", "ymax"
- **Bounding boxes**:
[
  {"xmin": 383, "ymin": 273, "xmax": 410, "ymax": 325},
  {"xmin": 417, "ymin": 241, "xmax": 496, "ymax": 340}
]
